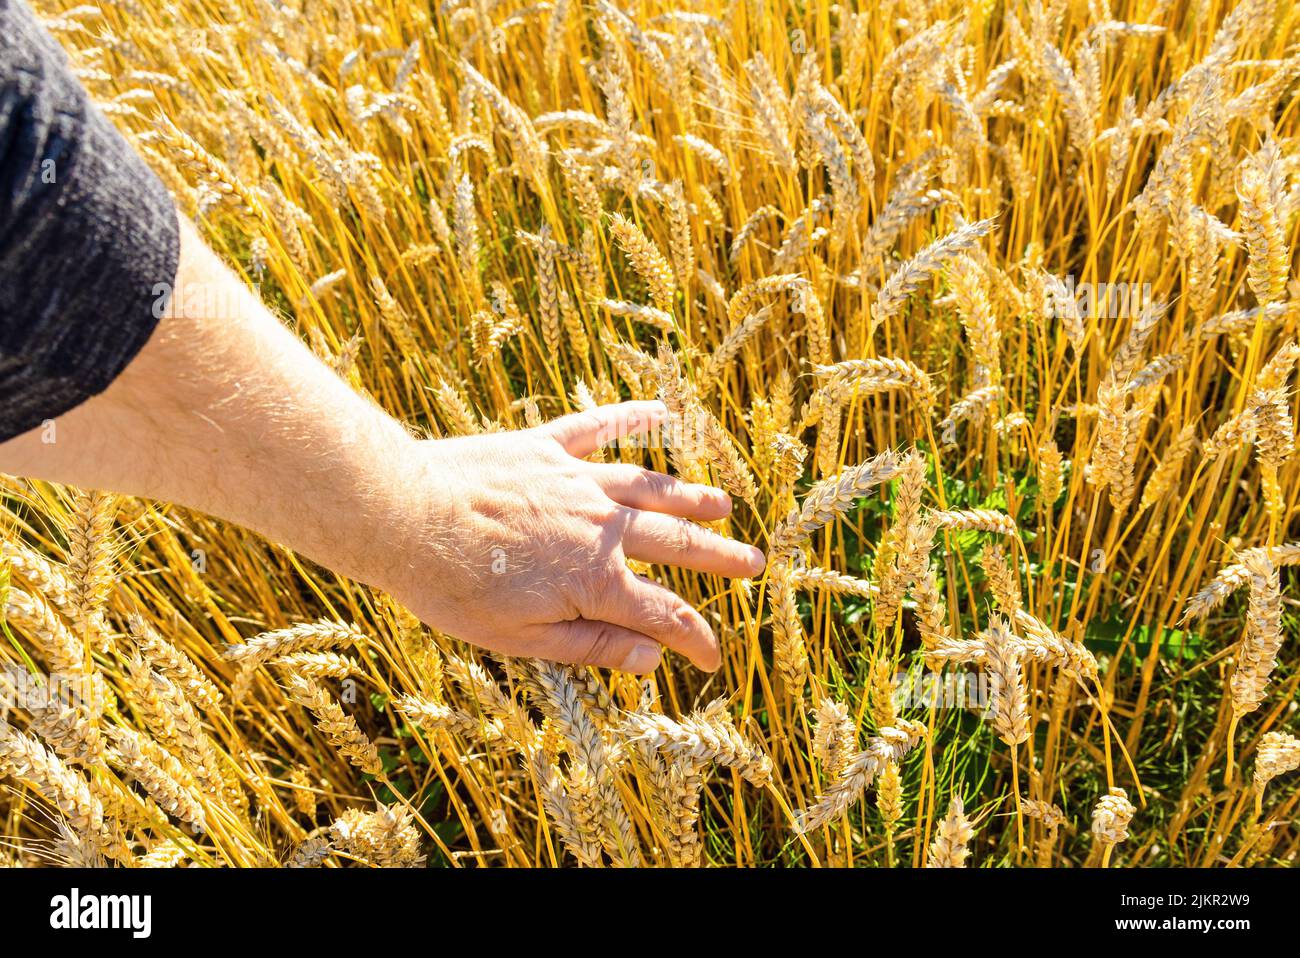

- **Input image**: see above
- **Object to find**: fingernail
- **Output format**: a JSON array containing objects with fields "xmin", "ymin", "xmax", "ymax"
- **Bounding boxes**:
[
  {"xmin": 620, "ymin": 642, "xmax": 661, "ymax": 674},
  {"xmin": 745, "ymin": 545, "xmax": 767, "ymax": 573},
  {"xmin": 712, "ymin": 489, "xmax": 733, "ymax": 510}
]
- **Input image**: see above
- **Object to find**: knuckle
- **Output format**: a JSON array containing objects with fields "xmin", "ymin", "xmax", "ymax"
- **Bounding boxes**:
[
  {"xmin": 539, "ymin": 437, "xmax": 570, "ymax": 462},
  {"xmin": 666, "ymin": 519, "xmax": 697, "ymax": 554},
  {"xmin": 577, "ymin": 411, "xmax": 608, "ymax": 443},
  {"xmin": 610, "ymin": 463, "xmax": 641, "ymax": 489},
  {"xmin": 636, "ymin": 469, "xmax": 674, "ymax": 499},
  {"xmin": 576, "ymin": 562, "xmax": 625, "ymax": 610},
  {"xmin": 669, "ymin": 602, "xmax": 701, "ymax": 637},
  {"xmin": 587, "ymin": 497, "xmax": 622, "ymax": 528},
  {"xmin": 570, "ymin": 570, "xmax": 601, "ymax": 608},
  {"xmin": 527, "ymin": 431, "xmax": 565, "ymax": 460},
  {"xmin": 579, "ymin": 623, "xmax": 620, "ymax": 665}
]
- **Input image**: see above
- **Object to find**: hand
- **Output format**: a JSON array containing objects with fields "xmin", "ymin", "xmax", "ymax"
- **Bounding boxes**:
[{"xmin": 382, "ymin": 401, "xmax": 765, "ymax": 673}]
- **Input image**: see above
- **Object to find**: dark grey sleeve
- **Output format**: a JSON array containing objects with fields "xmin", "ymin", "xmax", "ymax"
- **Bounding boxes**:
[{"xmin": 0, "ymin": 0, "xmax": 179, "ymax": 441}]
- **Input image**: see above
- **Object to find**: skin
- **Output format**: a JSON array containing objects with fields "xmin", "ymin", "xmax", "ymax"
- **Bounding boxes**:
[{"xmin": 0, "ymin": 217, "xmax": 764, "ymax": 673}]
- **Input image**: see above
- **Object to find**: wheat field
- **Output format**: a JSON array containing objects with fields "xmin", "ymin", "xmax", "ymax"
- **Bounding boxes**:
[{"xmin": 1, "ymin": 0, "xmax": 1298, "ymax": 868}]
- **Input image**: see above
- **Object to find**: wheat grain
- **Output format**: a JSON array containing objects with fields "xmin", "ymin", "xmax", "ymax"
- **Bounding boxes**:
[
  {"xmin": 927, "ymin": 796, "xmax": 974, "ymax": 866},
  {"xmin": 284, "ymin": 675, "xmax": 382, "ymax": 776},
  {"xmin": 608, "ymin": 213, "xmax": 675, "ymax": 312},
  {"xmin": 794, "ymin": 720, "xmax": 926, "ymax": 833},
  {"xmin": 1229, "ymin": 552, "xmax": 1284, "ymax": 721},
  {"xmin": 330, "ymin": 804, "xmax": 424, "ymax": 867},
  {"xmin": 63, "ymin": 490, "xmax": 116, "ymax": 654},
  {"xmin": 622, "ymin": 698, "xmax": 772, "ymax": 787},
  {"xmin": 1253, "ymin": 731, "xmax": 1300, "ymax": 802},
  {"xmin": 1091, "ymin": 787, "xmax": 1135, "ymax": 850},
  {"xmin": 769, "ymin": 450, "xmax": 901, "ymax": 557},
  {"xmin": 871, "ymin": 218, "xmax": 995, "ymax": 331},
  {"xmin": 984, "ymin": 616, "xmax": 1030, "ymax": 746},
  {"xmin": 929, "ymin": 509, "xmax": 1017, "ymax": 536},
  {"xmin": 223, "ymin": 620, "xmax": 364, "ymax": 672},
  {"xmin": 130, "ymin": 615, "xmax": 222, "ymax": 712}
]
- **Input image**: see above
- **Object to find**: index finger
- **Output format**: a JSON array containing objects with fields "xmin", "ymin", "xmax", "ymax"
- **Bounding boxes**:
[{"xmin": 622, "ymin": 510, "xmax": 767, "ymax": 578}]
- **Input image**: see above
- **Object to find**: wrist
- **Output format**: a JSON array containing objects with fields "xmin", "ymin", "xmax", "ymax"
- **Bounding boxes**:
[{"xmin": 279, "ymin": 414, "xmax": 431, "ymax": 591}]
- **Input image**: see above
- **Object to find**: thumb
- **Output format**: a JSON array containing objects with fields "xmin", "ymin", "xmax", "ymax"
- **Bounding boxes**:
[{"xmin": 525, "ymin": 618, "xmax": 663, "ymax": 674}]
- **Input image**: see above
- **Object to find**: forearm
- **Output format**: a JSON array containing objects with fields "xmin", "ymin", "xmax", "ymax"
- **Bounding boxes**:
[{"xmin": 0, "ymin": 218, "xmax": 421, "ymax": 586}]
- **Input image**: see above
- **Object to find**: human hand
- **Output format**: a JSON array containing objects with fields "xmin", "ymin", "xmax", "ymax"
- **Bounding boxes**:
[{"xmin": 379, "ymin": 400, "xmax": 763, "ymax": 674}]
